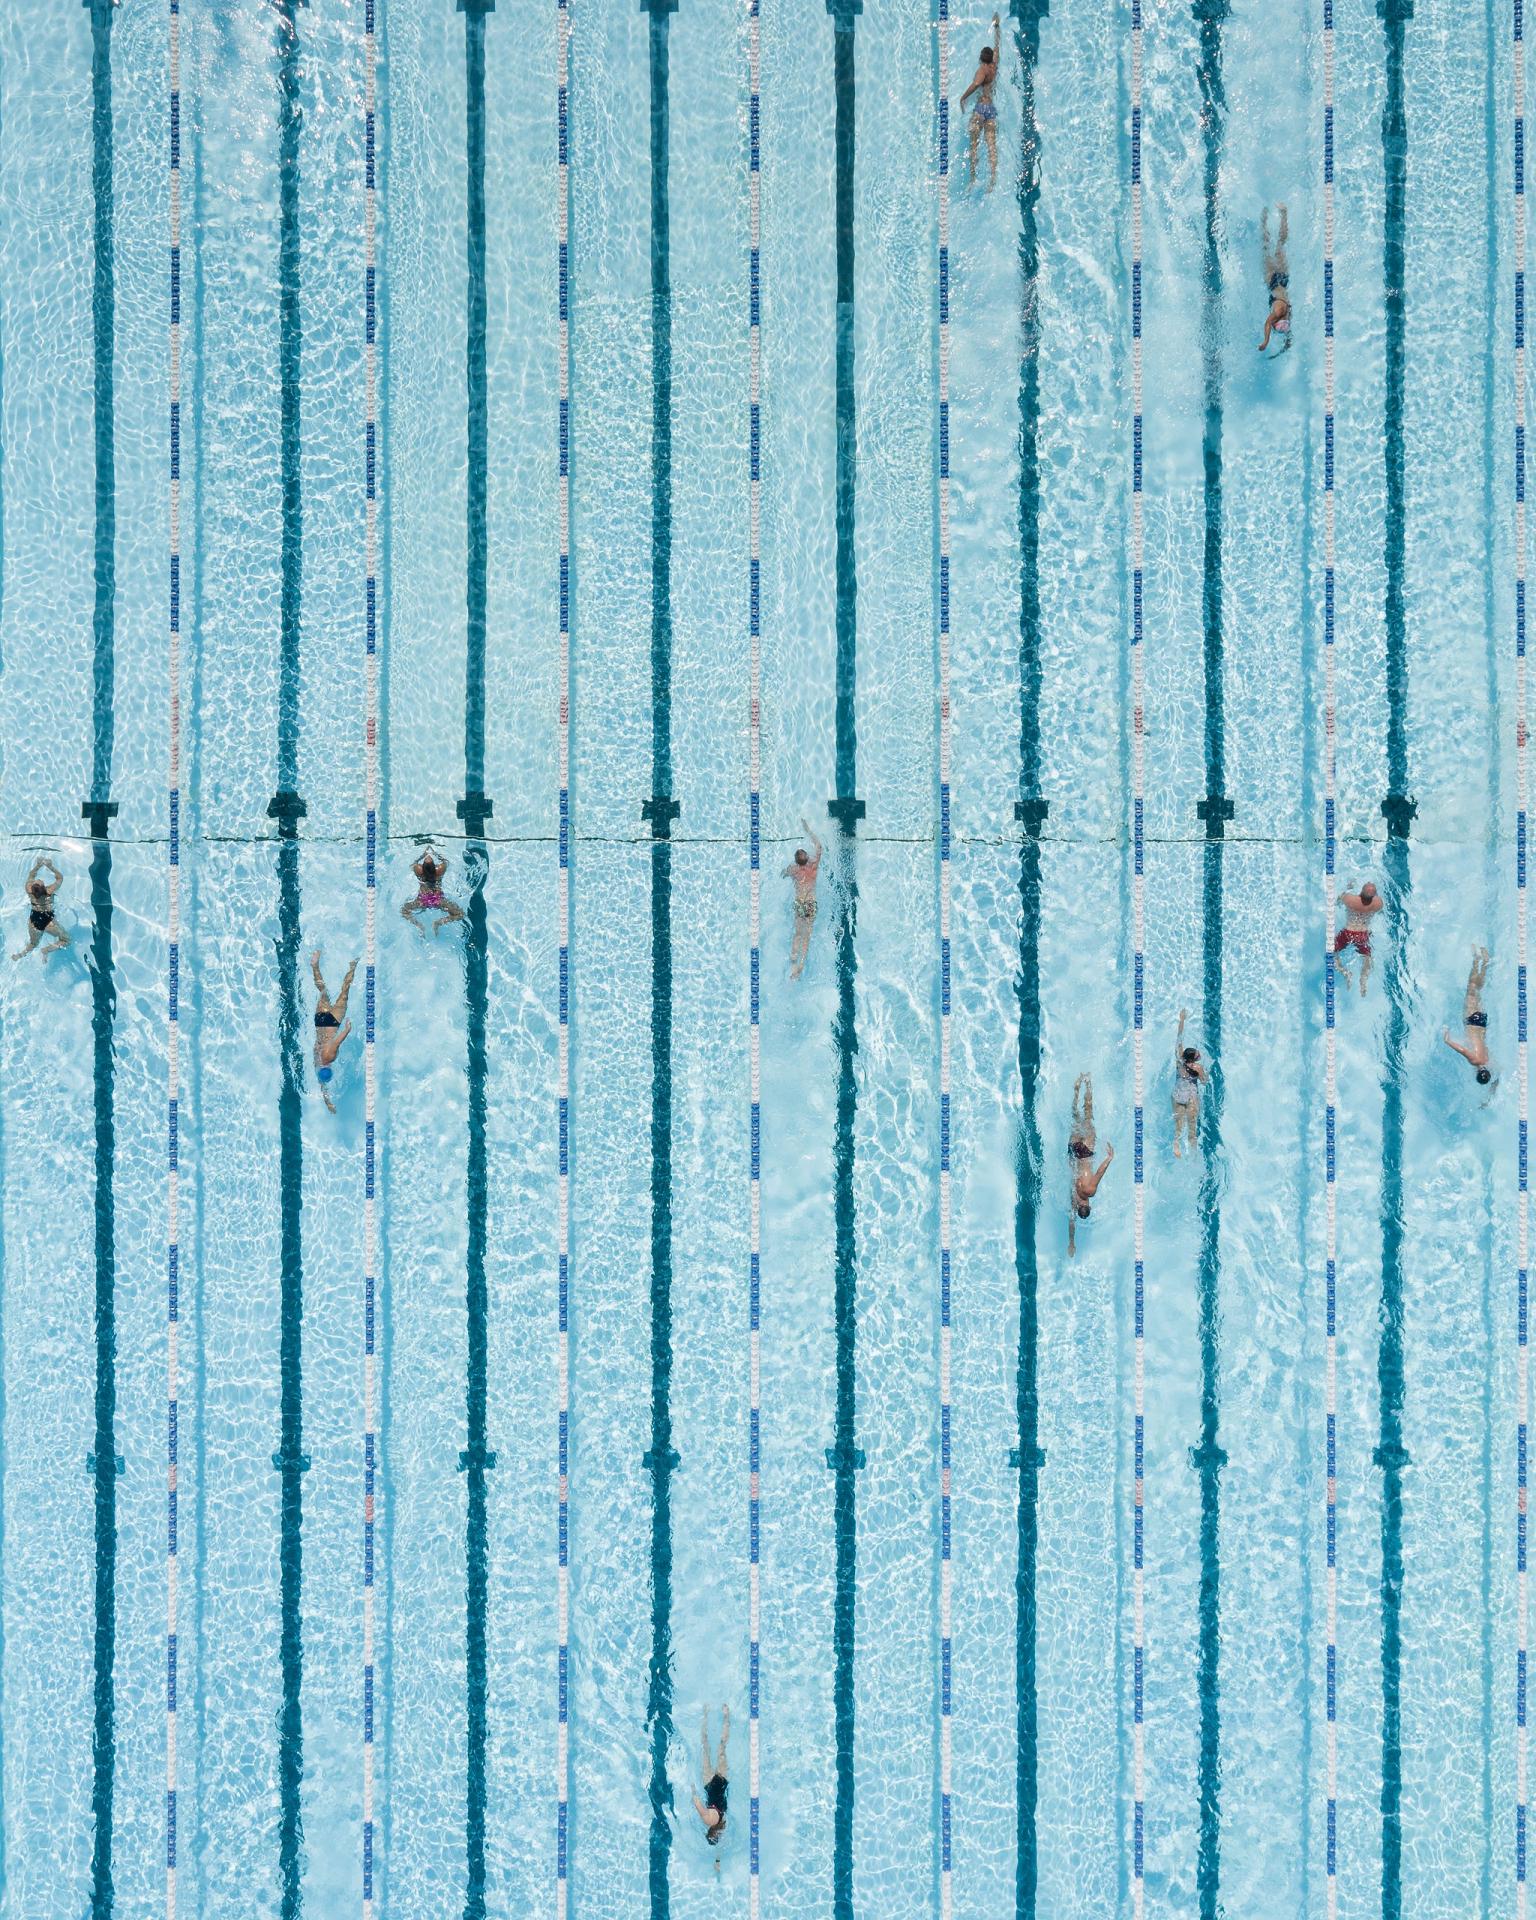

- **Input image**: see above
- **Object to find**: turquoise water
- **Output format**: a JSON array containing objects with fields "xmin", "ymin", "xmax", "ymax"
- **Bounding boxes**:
[{"xmin": 0, "ymin": 0, "xmax": 1518, "ymax": 1917}]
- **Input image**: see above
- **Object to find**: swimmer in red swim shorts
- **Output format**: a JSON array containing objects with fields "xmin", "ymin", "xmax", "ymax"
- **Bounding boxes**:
[{"xmin": 1333, "ymin": 880, "xmax": 1383, "ymax": 997}]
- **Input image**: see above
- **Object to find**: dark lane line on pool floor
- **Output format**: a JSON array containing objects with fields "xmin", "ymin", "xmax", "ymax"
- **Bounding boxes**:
[
  {"xmin": 639, "ymin": 5, "xmax": 681, "ymax": 1914},
  {"xmin": 266, "ymin": 3, "xmax": 310, "ymax": 1911},
  {"xmin": 824, "ymin": 8, "xmax": 864, "ymax": 1918},
  {"xmin": 1007, "ymin": 5, "xmax": 1048, "ymax": 1917},
  {"xmin": 457, "ymin": 2, "xmax": 497, "ymax": 1915},
  {"xmin": 1374, "ymin": 6, "xmax": 1415, "ymax": 1916},
  {"xmin": 1191, "ymin": 4, "xmax": 1231, "ymax": 1917},
  {"xmin": 85, "ymin": 5, "xmax": 121, "ymax": 1913}
]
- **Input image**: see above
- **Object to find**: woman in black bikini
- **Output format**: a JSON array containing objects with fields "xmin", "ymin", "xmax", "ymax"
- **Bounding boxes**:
[
  {"xmin": 1259, "ymin": 203, "xmax": 1291, "ymax": 353},
  {"xmin": 311, "ymin": 950, "xmax": 358, "ymax": 1114},
  {"xmin": 12, "ymin": 857, "xmax": 68, "ymax": 961},
  {"xmin": 1443, "ymin": 945, "xmax": 1493, "ymax": 1085},
  {"xmin": 692, "ymin": 1705, "xmax": 730, "ymax": 1847}
]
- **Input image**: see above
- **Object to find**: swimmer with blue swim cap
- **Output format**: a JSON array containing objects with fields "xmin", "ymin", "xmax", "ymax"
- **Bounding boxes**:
[{"xmin": 311, "ymin": 949, "xmax": 358, "ymax": 1114}]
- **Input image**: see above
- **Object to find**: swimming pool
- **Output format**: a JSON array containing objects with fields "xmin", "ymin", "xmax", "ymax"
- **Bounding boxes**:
[{"xmin": 0, "ymin": 0, "xmax": 1519, "ymax": 1914}]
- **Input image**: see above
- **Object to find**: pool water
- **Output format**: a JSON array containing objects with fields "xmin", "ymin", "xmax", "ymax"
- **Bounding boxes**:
[{"xmin": 0, "ymin": 0, "xmax": 1519, "ymax": 1916}]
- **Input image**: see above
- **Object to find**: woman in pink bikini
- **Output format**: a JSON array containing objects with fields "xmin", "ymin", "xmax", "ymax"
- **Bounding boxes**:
[{"xmin": 402, "ymin": 846, "xmax": 464, "ymax": 935}]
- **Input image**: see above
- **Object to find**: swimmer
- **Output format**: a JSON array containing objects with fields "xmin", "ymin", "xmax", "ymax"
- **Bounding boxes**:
[
  {"xmin": 1443, "ymin": 945, "xmax": 1493, "ymax": 1085},
  {"xmin": 1171, "ymin": 1009, "xmax": 1207, "ymax": 1159},
  {"xmin": 311, "ymin": 949, "xmax": 358, "ymax": 1114},
  {"xmin": 959, "ymin": 14, "xmax": 1002, "ymax": 193},
  {"xmin": 11, "ymin": 857, "xmax": 69, "ymax": 961},
  {"xmin": 692, "ymin": 1705, "xmax": 730, "ymax": 1847},
  {"xmin": 784, "ymin": 818, "xmax": 823, "ymax": 981},
  {"xmin": 1068, "ymin": 1073, "xmax": 1114, "ymax": 1257},
  {"xmin": 1259, "ymin": 204, "xmax": 1292, "ymax": 353},
  {"xmin": 401, "ymin": 845, "xmax": 464, "ymax": 935},
  {"xmin": 1333, "ymin": 880, "xmax": 1383, "ymax": 996}
]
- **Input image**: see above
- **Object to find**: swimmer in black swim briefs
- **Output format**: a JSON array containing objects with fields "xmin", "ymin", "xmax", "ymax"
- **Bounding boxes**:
[
  {"xmin": 1443, "ymin": 945, "xmax": 1493, "ymax": 1085},
  {"xmin": 311, "ymin": 949, "xmax": 358, "ymax": 1113}
]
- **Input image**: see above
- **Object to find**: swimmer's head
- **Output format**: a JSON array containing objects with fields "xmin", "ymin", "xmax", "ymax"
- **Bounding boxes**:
[
  {"xmin": 1478, "ymin": 1067, "xmax": 1493, "ymax": 1085},
  {"xmin": 795, "ymin": 848, "xmax": 808, "ymax": 866},
  {"xmin": 1071, "ymin": 1140, "xmax": 1091, "ymax": 1159},
  {"xmin": 707, "ymin": 1819, "xmax": 725, "ymax": 1847},
  {"xmin": 1182, "ymin": 1047, "xmax": 1199, "ymax": 1066},
  {"xmin": 1075, "ymin": 1201, "xmax": 1091, "ymax": 1220},
  {"xmin": 317, "ymin": 1065, "xmax": 333, "ymax": 1085},
  {"xmin": 1360, "ymin": 883, "xmax": 1377, "ymax": 904}
]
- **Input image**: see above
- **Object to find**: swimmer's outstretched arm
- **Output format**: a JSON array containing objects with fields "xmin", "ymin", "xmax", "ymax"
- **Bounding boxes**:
[{"xmin": 1443, "ymin": 1028, "xmax": 1476, "ymax": 1063}]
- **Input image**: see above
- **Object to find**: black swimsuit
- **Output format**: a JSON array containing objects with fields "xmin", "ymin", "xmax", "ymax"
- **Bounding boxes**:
[
  {"xmin": 704, "ymin": 1773, "xmax": 728, "ymax": 1817},
  {"xmin": 315, "ymin": 1009, "xmax": 339, "ymax": 1030},
  {"xmin": 29, "ymin": 908, "xmax": 51, "ymax": 933}
]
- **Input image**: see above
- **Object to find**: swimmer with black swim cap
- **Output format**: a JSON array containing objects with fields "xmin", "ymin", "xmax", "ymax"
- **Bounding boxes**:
[
  {"xmin": 1443, "ymin": 945, "xmax": 1494, "ymax": 1085},
  {"xmin": 1068, "ymin": 1073, "xmax": 1114, "ymax": 1256},
  {"xmin": 692, "ymin": 1706, "xmax": 731, "ymax": 1848}
]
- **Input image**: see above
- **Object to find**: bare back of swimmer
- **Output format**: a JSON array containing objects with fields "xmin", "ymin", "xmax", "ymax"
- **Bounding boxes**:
[
  {"xmin": 1443, "ymin": 945, "xmax": 1493, "ymax": 1084},
  {"xmin": 1068, "ymin": 1073, "xmax": 1114, "ymax": 1256}
]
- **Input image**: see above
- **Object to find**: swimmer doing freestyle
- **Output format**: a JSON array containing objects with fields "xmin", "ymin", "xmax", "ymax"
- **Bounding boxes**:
[
  {"xmin": 1068, "ymin": 1073, "xmax": 1114, "ymax": 1257},
  {"xmin": 311, "ymin": 949, "xmax": 358, "ymax": 1114},
  {"xmin": 1260, "ymin": 204, "xmax": 1292, "ymax": 353},
  {"xmin": 959, "ymin": 15, "xmax": 1002, "ymax": 193},
  {"xmin": 1443, "ymin": 945, "xmax": 1494, "ymax": 1086}
]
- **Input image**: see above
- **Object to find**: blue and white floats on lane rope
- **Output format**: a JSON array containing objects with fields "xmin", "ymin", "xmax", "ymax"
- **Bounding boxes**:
[
  {"xmin": 167, "ymin": 2, "xmax": 184, "ymax": 1911},
  {"xmin": 362, "ymin": 1, "xmax": 382, "ymax": 1910},
  {"xmin": 360, "ymin": 0, "xmax": 382, "ymax": 1904},
  {"xmin": 1516, "ymin": 0, "xmax": 1530, "ymax": 1906},
  {"xmin": 935, "ymin": 5, "xmax": 955, "ymax": 1916},
  {"xmin": 556, "ymin": 0, "xmax": 573, "ymax": 1908},
  {"xmin": 1322, "ymin": 0, "xmax": 1340, "ymax": 1911},
  {"xmin": 1129, "ymin": 0, "xmax": 1147, "ymax": 1912},
  {"xmin": 747, "ymin": 2, "xmax": 764, "ymax": 1913}
]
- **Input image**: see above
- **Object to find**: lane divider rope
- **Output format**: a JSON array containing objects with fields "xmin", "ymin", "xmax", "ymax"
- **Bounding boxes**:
[
  {"xmin": 747, "ymin": 1, "xmax": 763, "ymax": 1912},
  {"xmin": 1322, "ymin": 0, "xmax": 1340, "ymax": 1908},
  {"xmin": 362, "ymin": 0, "xmax": 381, "ymax": 1910},
  {"xmin": 556, "ymin": 0, "xmax": 573, "ymax": 1907},
  {"xmin": 1516, "ymin": 0, "xmax": 1529, "ymax": 1901},
  {"xmin": 166, "ymin": 2, "xmax": 183, "ymax": 1911},
  {"xmin": 935, "ymin": 5, "xmax": 955, "ymax": 1916},
  {"xmin": 1129, "ymin": 0, "xmax": 1147, "ymax": 1910}
]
